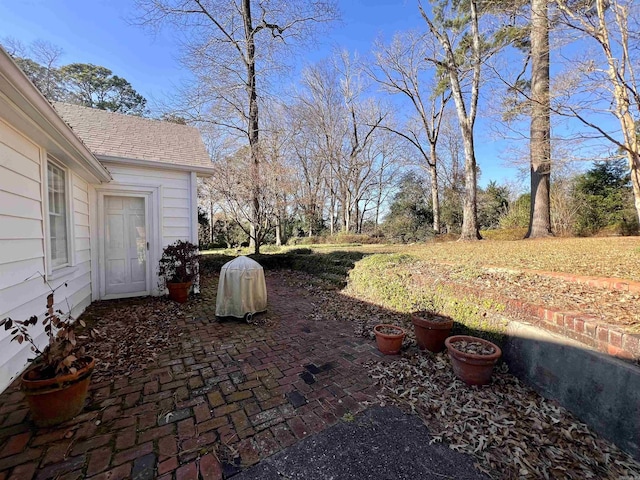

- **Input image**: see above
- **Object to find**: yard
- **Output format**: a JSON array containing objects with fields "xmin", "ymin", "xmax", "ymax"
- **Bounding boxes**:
[{"xmin": 0, "ymin": 236, "xmax": 639, "ymax": 479}]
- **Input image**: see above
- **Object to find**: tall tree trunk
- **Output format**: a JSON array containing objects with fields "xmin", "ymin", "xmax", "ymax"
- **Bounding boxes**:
[
  {"xmin": 422, "ymin": 0, "xmax": 481, "ymax": 241},
  {"xmin": 209, "ymin": 200, "xmax": 214, "ymax": 245},
  {"xmin": 459, "ymin": 121, "xmax": 481, "ymax": 240},
  {"xmin": 629, "ymin": 150, "xmax": 640, "ymax": 224},
  {"xmin": 429, "ymin": 144, "xmax": 441, "ymax": 234},
  {"xmin": 243, "ymin": 0, "xmax": 261, "ymax": 253},
  {"xmin": 275, "ymin": 213, "xmax": 283, "ymax": 246},
  {"xmin": 526, "ymin": 0, "xmax": 553, "ymax": 238}
]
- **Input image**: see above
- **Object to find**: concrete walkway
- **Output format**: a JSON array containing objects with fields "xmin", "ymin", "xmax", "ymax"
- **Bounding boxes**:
[{"xmin": 0, "ymin": 271, "xmax": 485, "ymax": 480}]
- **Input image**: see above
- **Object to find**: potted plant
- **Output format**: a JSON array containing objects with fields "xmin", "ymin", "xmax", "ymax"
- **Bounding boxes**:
[
  {"xmin": 158, "ymin": 240, "xmax": 200, "ymax": 303},
  {"xmin": 0, "ymin": 281, "xmax": 97, "ymax": 427},
  {"xmin": 411, "ymin": 311, "xmax": 454, "ymax": 353},
  {"xmin": 445, "ymin": 335, "xmax": 502, "ymax": 386},
  {"xmin": 373, "ymin": 324, "xmax": 406, "ymax": 355}
]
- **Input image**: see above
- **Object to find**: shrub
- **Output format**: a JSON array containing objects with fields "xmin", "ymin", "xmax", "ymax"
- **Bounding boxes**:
[
  {"xmin": 345, "ymin": 253, "xmax": 507, "ymax": 344},
  {"xmin": 158, "ymin": 240, "xmax": 200, "ymax": 286},
  {"xmin": 288, "ymin": 248, "xmax": 313, "ymax": 255}
]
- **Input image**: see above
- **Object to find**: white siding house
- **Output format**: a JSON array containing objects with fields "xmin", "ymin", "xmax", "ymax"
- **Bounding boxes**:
[{"xmin": 0, "ymin": 48, "xmax": 214, "ymax": 392}]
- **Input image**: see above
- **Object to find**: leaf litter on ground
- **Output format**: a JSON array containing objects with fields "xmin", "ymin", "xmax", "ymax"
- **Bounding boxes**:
[
  {"xmin": 299, "ymin": 270, "xmax": 640, "ymax": 479},
  {"xmin": 75, "ymin": 267, "xmax": 640, "ymax": 479},
  {"xmin": 366, "ymin": 351, "xmax": 640, "ymax": 480}
]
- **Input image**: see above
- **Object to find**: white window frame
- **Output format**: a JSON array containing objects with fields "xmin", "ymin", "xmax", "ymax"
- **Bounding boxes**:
[{"xmin": 44, "ymin": 155, "xmax": 75, "ymax": 278}]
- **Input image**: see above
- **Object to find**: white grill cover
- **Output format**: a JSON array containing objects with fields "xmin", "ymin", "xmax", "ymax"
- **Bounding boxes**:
[{"xmin": 215, "ymin": 256, "xmax": 267, "ymax": 318}]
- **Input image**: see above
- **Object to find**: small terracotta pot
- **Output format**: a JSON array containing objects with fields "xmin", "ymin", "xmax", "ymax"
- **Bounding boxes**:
[
  {"xmin": 167, "ymin": 281, "xmax": 192, "ymax": 303},
  {"xmin": 445, "ymin": 335, "xmax": 502, "ymax": 386},
  {"xmin": 412, "ymin": 314, "xmax": 453, "ymax": 352},
  {"xmin": 373, "ymin": 324, "xmax": 406, "ymax": 355},
  {"xmin": 21, "ymin": 356, "xmax": 95, "ymax": 427}
]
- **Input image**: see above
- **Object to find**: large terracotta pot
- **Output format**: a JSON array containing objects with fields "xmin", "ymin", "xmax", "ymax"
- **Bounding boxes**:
[
  {"xmin": 167, "ymin": 281, "xmax": 192, "ymax": 303},
  {"xmin": 22, "ymin": 356, "xmax": 95, "ymax": 427},
  {"xmin": 412, "ymin": 314, "xmax": 453, "ymax": 352},
  {"xmin": 445, "ymin": 336, "xmax": 501, "ymax": 386},
  {"xmin": 373, "ymin": 324, "xmax": 406, "ymax": 355}
]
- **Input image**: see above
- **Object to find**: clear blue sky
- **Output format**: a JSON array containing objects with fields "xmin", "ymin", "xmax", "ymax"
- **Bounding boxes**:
[{"xmin": 0, "ymin": 0, "xmax": 522, "ymax": 188}]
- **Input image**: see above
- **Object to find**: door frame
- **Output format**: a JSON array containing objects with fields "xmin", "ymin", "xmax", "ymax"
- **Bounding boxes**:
[{"xmin": 92, "ymin": 184, "xmax": 161, "ymax": 300}]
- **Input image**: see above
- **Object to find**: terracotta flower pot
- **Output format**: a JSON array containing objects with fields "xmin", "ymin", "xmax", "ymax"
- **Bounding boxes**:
[
  {"xmin": 445, "ymin": 336, "xmax": 502, "ymax": 386},
  {"xmin": 167, "ymin": 281, "xmax": 192, "ymax": 303},
  {"xmin": 21, "ymin": 356, "xmax": 95, "ymax": 427},
  {"xmin": 373, "ymin": 324, "xmax": 406, "ymax": 355},
  {"xmin": 412, "ymin": 313, "xmax": 453, "ymax": 352}
]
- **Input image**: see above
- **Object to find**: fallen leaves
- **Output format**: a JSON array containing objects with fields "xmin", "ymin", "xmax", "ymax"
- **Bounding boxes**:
[
  {"xmin": 367, "ymin": 352, "xmax": 640, "ymax": 479},
  {"xmin": 449, "ymin": 339, "xmax": 496, "ymax": 355},
  {"xmin": 411, "ymin": 262, "xmax": 640, "ymax": 334},
  {"xmin": 78, "ymin": 297, "xmax": 185, "ymax": 383}
]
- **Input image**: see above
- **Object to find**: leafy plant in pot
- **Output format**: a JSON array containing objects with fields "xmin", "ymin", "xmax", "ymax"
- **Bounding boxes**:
[
  {"xmin": 0, "ymin": 279, "xmax": 98, "ymax": 427},
  {"xmin": 158, "ymin": 240, "xmax": 200, "ymax": 303}
]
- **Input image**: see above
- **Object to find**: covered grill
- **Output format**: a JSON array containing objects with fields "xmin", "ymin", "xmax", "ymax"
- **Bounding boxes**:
[{"xmin": 215, "ymin": 256, "xmax": 267, "ymax": 320}]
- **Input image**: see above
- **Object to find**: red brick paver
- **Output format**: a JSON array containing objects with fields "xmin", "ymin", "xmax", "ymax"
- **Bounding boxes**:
[{"xmin": 0, "ymin": 271, "xmax": 386, "ymax": 479}]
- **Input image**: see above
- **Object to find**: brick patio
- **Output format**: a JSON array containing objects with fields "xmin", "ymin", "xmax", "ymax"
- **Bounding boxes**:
[{"xmin": 0, "ymin": 271, "xmax": 387, "ymax": 480}]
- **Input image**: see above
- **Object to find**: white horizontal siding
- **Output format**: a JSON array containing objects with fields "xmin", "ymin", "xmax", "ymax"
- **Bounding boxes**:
[
  {"xmin": 0, "ymin": 190, "xmax": 42, "ymax": 220},
  {"xmin": 0, "ymin": 119, "xmax": 46, "ymax": 391},
  {"xmin": 104, "ymin": 163, "xmax": 192, "ymax": 247},
  {"xmin": 0, "ymin": 141, "xmax": 40, "ymax": 180},
  {"xmin": 0, "ymin": 119, "xmax": 93, "ymax": 393},
  {"xmin": 0, "ymin": 168, "xmax": 42, "ymax": 201},
  {"xmin": 0, "ymin": 239, "xmax": 43, "ymax": 265}
]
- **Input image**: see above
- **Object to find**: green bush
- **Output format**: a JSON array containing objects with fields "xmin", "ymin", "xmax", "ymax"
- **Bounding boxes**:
[
  {"xmin": 288, "ymin": 234, "xmax": 382, "ymax": 246},
  {"xmin": 345, "ymin": 253, "xmax": 507, "ymax": 344},
  {"xmin": 199, "ymin": 250, "xmax": 365, "ymax": 287},
  {"xmin": 499, "ymin": 193, "xmax": 530, "ymax": 229},
  {"xmin": 288, "ymin": 248, "xmax": 313, "ymax": 255},
  {"xmin": 259, "ymin": 244, "xmax": 284, "ymax": 253},
  {"xmin": 573, "ymin": 160, "xmax": 639, "ymax": 236}
]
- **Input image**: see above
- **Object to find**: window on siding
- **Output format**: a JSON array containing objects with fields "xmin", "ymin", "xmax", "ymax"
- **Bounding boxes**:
[{"xmin": 47, "ymin": 161, "xmax": 69, "ymax": 268}]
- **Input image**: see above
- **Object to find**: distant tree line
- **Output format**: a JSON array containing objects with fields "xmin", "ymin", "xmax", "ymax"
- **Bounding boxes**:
[
  {"xmin": 2, "ymin": 38, "xmax": 147, "ymax": 115},
  {"xmin": 381, "ymin": 159, "xmax": 638, "ymax": 242}
]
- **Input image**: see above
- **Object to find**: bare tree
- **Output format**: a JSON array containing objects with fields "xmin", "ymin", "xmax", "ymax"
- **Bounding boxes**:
[
  {"xmin": 134, "ymin": 0, "xmax": 337, "ymax": 253},
  {"xmin": 2, "ymin": 37, "xmax": 65, "ymax": 100},
  {"xmin": 287, "ymin": 101, "xmax": 330, "ymax": 236},
  {"xmin": 420, "ymin": 0, "xmax": 483, "ymax": 240},
  {"xmin": 206, "ymin": 143, "xmax": 295, "ymax": 246},
  {"xmin": 30, "ymin": 40, "xmax": 65, "ymax": 100},
  {"xmin": 371, "ymin": 31, "xmax": 450, "ymax": 234},
  {"xmin": 335, "ymin": 51, "xmax": 386, "ymax": 232},
  {"xmin": 554, "ymin": 0, "xmax": 640, "ymax": 225},
  {"xmin": 296, "ymin": 59, "xmax": 344, "ymax": 235},
  {"xmin": 437, "ymin": 109, "xmax": 466, "ymax": 233},
  {"xmin": 293, "ymin": 53, "xmax": 386, "ymax": 234}
]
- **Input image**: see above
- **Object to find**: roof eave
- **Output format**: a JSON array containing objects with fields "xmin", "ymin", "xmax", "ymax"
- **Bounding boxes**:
[
  {"xmin": 97, "ymin": 154, "xmax": 215, "ymax": 177},
  {"xmin": 0, "ymin": 48, "xmax": 112, "ymax": 183}
]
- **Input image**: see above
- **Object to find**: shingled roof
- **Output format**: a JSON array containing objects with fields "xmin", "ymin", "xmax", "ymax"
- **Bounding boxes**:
[{"xmin": 52, "ymin": 102, "xmax": 212, "ymax": 170}]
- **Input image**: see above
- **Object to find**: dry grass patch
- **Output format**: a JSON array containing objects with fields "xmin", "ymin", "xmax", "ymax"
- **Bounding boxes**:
[{"xmin": 312, "ymin": 236, "xmax": 640, "ymax": 281}]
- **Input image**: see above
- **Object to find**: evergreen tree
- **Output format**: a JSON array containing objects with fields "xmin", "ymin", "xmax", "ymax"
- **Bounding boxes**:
[{"xmin": 573, "ymin": 160, "xmax": 638, "ymax": 235}]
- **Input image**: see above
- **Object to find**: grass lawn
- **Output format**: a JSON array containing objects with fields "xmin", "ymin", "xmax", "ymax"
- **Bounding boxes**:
[{"xmin": 283, "ymin": 236, "xmax": 640, "ymax": 282}]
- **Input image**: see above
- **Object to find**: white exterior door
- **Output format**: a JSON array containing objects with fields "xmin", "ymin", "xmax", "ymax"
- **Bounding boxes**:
[{"xmin": 104, "ymin": 195, "xmax": 149, "ymax": 296}]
